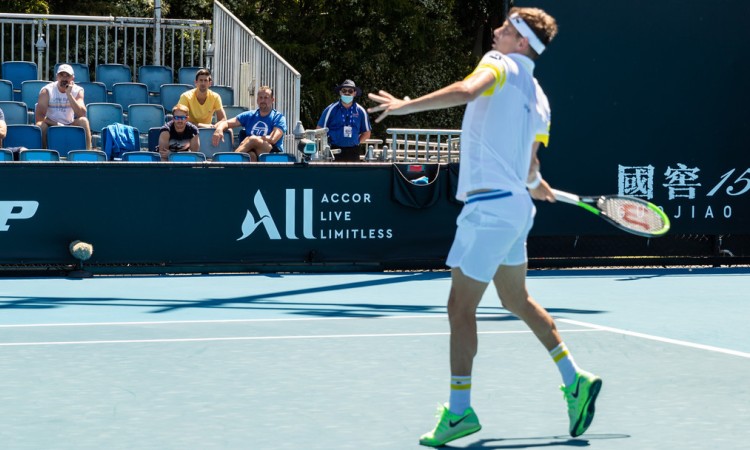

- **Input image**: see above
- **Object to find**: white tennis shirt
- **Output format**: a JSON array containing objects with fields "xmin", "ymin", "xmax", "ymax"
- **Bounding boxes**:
[{"xmin": 456, "ymin": 51, "xmax": 551, "ymax": 201}]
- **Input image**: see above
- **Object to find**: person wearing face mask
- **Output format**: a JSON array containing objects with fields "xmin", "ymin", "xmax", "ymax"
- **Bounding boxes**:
[{"xmin": 316, "ymin": 79, "xmax": 372, "ymax": 162}]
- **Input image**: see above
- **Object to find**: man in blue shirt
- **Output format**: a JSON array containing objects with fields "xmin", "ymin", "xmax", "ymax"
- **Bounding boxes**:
[
  {"xmin": 317, "ymin": 79, "xmax": 372, "ymax": 162},
  {"xmin": 212, "ymin": 86, "xmax": 287, "ymax": 161}
]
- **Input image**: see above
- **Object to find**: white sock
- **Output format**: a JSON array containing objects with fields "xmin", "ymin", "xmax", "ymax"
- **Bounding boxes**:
[
  {"xmin": 448, "ymin": 375, "xmax": 472, "ymax": 414},
  {"xmin": 550, "ymin": 343, "xmax": 580, "ymax": 387}
]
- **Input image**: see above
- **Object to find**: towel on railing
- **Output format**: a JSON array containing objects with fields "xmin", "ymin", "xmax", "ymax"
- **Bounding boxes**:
[{"xmin": 101, "ymin": 123, "xmax": 139, "ymax": 160}]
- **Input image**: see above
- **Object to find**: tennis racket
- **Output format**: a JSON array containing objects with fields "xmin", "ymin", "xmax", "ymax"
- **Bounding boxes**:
[{"xmin": 551, "ymin": 189, "xmax": 671, "ymax": 237}]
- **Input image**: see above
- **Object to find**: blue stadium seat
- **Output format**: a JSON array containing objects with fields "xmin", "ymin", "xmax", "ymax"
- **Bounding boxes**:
[
  {"xmin": 86, "ymin": 102, "xmax": 124, "ymax": 147},
  {"xmin": 198, "ymin": 128, "xmax": 232, "ymax": 159},
  {"xmin": 1, "ymin": 61, "xmax": 37, "ymax": 101},
  {"xmin": 212, "ymin": 152, "xmax": 250, "ymax": 163},
  {"xmin": 138, "ymin": 65, "xmax": 173, "ymax": 103},
  {"xmin": 127, "ymin": 104, "xmax": 165, "ymax": 147},
  {"xmin": 0, "ymin": 148, "xmax": 13, "ymax": 161},
  {"xmin": 121, "ymin": 151, "xmax": 161, "ymax": 162},
  {"xmin": 53, "ymin": 63, "xmax": 90, "ymax": 82},
  {"xmin": 77, "ymin": 81, "xmax": 107, "ymax": 105},
  {"xmin": 259, "ymin": 153, "xmax": 297, "ymax": 163},
  {"xmin": 0, "ymin": 101, "xmax": 29, "ymax": 125},
  {"xmin": 112, "ymin": 82, "xmax": 148, "ymax": 112},
  {"xmin": 19, "ymin": 149, "xmax": 60, "ymax": 161},
  {"xmin": 95, "ymin": 64, "xmax": 131, "ymax": 100},
  {"xmin": 212, "ymin": 85, "xmax": 234, "ymax": 106},
  {"xmin": 159, "ymin": 83, "xmax": 192, "ymax": 110},
  {"xmin": 66, "ymin": 149, "xmax": 107, "ymax": 161},
  {"xmin": 47, "ymin": 126, "xmax": 87, "ymax": 157},
  {"xmin": 3, "ymin": 124, "xmax": 42, "ymax": 149},
  {"xmin": 178, "ymin": 66, "xmax": 202, "ymax": 85},
  {"xmin": 168, "ymin": 151, "xmax": 206, "ymax": 162},
  {"xmin": 147, "ymin": 127, "xmax": 162, "ymax": 153},
  {"xmin": 223, "ymin": 105, "xmax": 249, "ymax": 145},
  {"xmin": 0, "ymin": 79, "xmax": 13, "ymax": 102},
  {"xmin": 20, "ymin": 80, "xmax": 47, "ymax": 123}
]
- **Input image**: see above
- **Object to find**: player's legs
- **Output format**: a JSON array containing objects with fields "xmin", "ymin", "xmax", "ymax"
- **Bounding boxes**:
[
  {"xmin": 493, "ymin": 263, "xmax": 561, "ymax": 351},
  {"xmin": 448, "ymin": 267, "xmax": 489, "ymax": 376},
  {"xmin": 72, "ymin": 117, "xmax": 92, "ymax": 149}
]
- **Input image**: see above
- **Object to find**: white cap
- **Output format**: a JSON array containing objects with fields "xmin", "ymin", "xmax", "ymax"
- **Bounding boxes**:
[{"xmin": 57, "ymin": 64, "xmax": 74, "ymax": 75}]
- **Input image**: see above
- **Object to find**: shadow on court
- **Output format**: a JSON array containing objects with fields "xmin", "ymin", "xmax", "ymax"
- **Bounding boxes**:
[{"xmin": 453, "ymin": 433, "xmax": 630, "ymax": 448}]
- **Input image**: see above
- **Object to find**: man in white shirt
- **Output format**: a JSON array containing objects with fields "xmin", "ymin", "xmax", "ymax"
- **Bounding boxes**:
[
  {"xmin": 35, "ymin": 64, "xmax": 92, "ymax": 149},
  {"xmin": 369, "ymin": 7, "xmax": 602, "ymax": 447}
]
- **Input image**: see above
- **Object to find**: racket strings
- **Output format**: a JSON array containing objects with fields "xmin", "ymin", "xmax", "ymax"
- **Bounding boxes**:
[{"xmin": 598, "ymin": 198, "xmax": 666, "ymax": 232}]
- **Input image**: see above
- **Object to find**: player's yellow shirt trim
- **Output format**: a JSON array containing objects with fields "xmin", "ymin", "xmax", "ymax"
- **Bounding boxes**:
[{"xmin": 466, "ymin": 64, "xmax": 507, "ymax": 96}]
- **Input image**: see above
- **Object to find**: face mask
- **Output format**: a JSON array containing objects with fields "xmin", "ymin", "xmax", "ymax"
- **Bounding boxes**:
[{"xmin": 340, "ymin": 95, "xmax": 354, "ymax": 103}]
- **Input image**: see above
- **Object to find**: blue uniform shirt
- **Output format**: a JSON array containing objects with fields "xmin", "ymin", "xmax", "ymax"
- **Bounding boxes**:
[
  {"xmin": 236, "ymin": 109, "xmax": 288, "ymax": 152},
  {"xmin": 317, "ymin": 101, "xmax": 372, "ymax": 148}
]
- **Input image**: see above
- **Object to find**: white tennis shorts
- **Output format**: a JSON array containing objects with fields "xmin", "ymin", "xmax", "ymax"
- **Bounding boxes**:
[{"xmin": 446, "ymin": 193, "xmax": 535, "ymax": 283}]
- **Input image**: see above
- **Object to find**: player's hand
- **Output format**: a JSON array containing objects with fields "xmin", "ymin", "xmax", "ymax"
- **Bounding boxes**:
[
  {"xmin": 529, "ymin": 178, "xmax": 556, "ymax": 202},
  {"xmin": 212, "ymin": 130, "xmax": 224, "ymax": 147},
  {"xmin": 367, "ymin": 90, "xmax": 410, "ymax": 123}
]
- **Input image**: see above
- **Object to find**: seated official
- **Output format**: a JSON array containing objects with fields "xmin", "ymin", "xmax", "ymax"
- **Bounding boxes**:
[
  {"xmin": 35, "ymin": 64, "xmax": 92, "ymax": 149},
  {"xmin": 212, "ymin": 86, "xmax": 286, "ymax": 162},
  {"xmin": 158, "ymin": 104, "xmax": 200, "ymax": 161},
  {"xmin": 178, "ymin": 68, "xmax": 226, "ymax": 128}
]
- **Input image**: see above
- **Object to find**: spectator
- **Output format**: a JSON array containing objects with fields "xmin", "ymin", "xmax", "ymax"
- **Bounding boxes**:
[
  {"xmin": 212, "ymin": 86, "xmax": 286, "ymax": 162},
  {"xmin": 158, "ymin": 104, "xmax": 200, "ymax": 161},
  {"xmin": 317, "ymin": 79, "xmax": 371, "ymax": 162},
  {"xmin": 0, "ymin": 107, "xmax": 6, "ymax": 147},
  {"xmin": 35, "ymin": 64, "xmax": 92, "ymax": 149},
  {"xmin": 178, "ymin": 68, "xmax": 226, "ymax": 128}
]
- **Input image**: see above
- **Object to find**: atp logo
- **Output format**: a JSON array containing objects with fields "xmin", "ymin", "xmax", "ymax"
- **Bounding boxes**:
[
  {"xmin": 0, "ymin": 201, "xmax": 39, "ymax": 231},
  {"xmin": 238, "ymin": 189, "xmax": 315, "ymax": 240}
]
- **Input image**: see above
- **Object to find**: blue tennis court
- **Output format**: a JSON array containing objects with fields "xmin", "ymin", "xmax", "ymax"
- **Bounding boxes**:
[{"xmin": 1, "ymin": 269, "xmax": 749, "ymax": 449}]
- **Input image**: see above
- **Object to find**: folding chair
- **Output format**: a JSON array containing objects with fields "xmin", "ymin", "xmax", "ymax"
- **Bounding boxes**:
[
  {"xmin": 198, "ymin": 128, "xmax": 233, "ymax": 159},
  {"xmin": 47, "ymin": 126, "xmax": 87, "ymax": 158},
  {"xmin": 0, "ymin": 79, "xmax": 13, "ymax": 102},
  {"xmin": 212, "ymin": 85, "xmax": 234, "ymax": 107},
  {"xmin": 168, "ymin": 151, "xmax": 207, "ymax": 162},
  {"xmin": 178, "ymin": 67, "xmax": 202, "ymax": 85},
  {"xmin": 121, "ymin": 151, "xmax": 161, "ymax": 162},
  {"xmin": 19, "ymin": 149, "xmax": 60, "ymax": 161},
  {"xmin": 159, "ymin": 84, "xmax": 192, "ymax": 110},
  {"xmin": 77, "ymin": 81, "xmax": 107, "ymax": 105},
  {"xmin": 127, "ymin": 104, "xmax": 165, "ymax": 147},
  {"xmin": 3, "ymin": 124, "xmax": 42, "ymax": 149},
  {"xmin": 95, "ymin": 64, "xmax": 132, "ymax": 101},
  {"xmin": 212, "ymin": 152, "xmax": 251, "ymax": 163},
  {"xmin": 1, "ymin": 61, "xmax": 37, "ymax": 101},
  {"xmin": 53, "ymin": 63, "xmax": 90, "ymax": 82},
  {"xmin": 66, "ymin": 150, "xmax": 107, "ymax": 161},
  {"xmin": 86, "ymin": 102, "xmax": 124, "ymax": 147},
  {"xmin": 112, "ymin": 82, "xmax": 148, "ymax": 112},
  {"xmin": 138, "ymin": 65, "xmax": 173, "ymax": 104},
  {"xmin": 0, "ymin": 101, "xmax": 29, "ymax": 125},
  {"xmin": 259, "ymin": 153, "xmax": 297, "ymax": 163}
]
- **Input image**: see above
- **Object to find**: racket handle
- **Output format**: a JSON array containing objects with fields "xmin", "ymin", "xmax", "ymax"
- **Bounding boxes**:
[{"xmin": 551, "ymin": 189, "xmax": 581, "ymax": 205}]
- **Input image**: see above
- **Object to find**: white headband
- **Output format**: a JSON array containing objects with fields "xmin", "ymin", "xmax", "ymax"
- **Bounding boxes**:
[{"xmin": 509, "ymin": 13, "xmax": 546, "ymax": 55}]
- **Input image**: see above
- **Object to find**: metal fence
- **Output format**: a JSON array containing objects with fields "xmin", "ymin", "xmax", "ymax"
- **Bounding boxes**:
[
  {"xmin": 0, "ymin": 12, "xmax": 209, "ymax": 81},
  {"xmin": 212, "ymin": 1, "xmax": 301, "ymax": 153},
  {"xmin": 383, "ymin": 128, "xmax": 462, "ymax": 162}
]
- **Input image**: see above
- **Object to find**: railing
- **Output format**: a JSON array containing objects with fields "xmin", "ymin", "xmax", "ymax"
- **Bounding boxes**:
[
  {"xmin": 0, "ymin": 12, "xmax": 209, "ymax": 80},
  {"xmin": 383, "ymin": 128, "xmax": 462, "ymax": 162},
  {"xmin": 212, "ymin": 1, "xmax": 301, "ymax": 154}
]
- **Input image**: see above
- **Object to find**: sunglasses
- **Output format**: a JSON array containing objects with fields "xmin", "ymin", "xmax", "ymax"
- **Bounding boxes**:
[
  {"xmin": 173, "ymin": 115, "xmax": 188, "ymax": 121},
  {"xmin": 340, "ymin": 88, "xmax": 356, "ymax": 94}
]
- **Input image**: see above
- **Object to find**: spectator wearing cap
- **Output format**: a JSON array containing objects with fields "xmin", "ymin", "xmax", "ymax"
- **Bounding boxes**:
[
  {"xmin": 35, "ymin": 63, "xmax": 92, "ymax": 149},
  {"xmin": 316, "ymin": 79, "xmax": 372, "ymax": 162}
]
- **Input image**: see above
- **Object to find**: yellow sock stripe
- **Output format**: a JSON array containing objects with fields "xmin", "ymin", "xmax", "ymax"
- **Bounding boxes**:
[
  {"xmin": 451, "ymin": 383, "xmax": 472, "ymax": 390},
  {"xmin": 552, "ymin": 350, "xmax": 569, "ymax": 363}
]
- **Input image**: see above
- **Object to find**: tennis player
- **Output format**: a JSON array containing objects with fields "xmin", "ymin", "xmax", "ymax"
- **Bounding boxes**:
[{"xmin": 368, "ymin": 7, "xmax": 602, "ymax": 447}]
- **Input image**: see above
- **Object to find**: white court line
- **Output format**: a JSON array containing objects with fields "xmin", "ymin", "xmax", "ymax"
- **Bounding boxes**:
[
  {"xmin": 558, "ymin": 318, "xmax": 750, "ymax": 359},
  {"xmin": 0, "ymin": 314, "xmax": 506, "ymax": 329},
  {"xmin": 0, "ymin": 329, "xmax": 601, "ymax": 347}
]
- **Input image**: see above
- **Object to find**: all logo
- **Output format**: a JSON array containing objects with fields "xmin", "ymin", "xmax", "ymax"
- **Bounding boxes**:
[{"xmin": 238, "ymin": 189, "xmax": 315, "ymax": 240}]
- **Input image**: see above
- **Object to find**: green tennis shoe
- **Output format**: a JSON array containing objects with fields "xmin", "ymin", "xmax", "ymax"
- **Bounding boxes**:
[
  {"xmin": 419, "ymin": 404, "xmax": 482, "ymax": 447},
  {"xmin": 561, "ymin": 370, "xmax": 602, "ymax": 437}
]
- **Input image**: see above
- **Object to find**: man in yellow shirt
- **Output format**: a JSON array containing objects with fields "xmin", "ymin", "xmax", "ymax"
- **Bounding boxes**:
[{"xmin": 178, "ymin": 68, "xmax": 226, "ymax": 128}]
